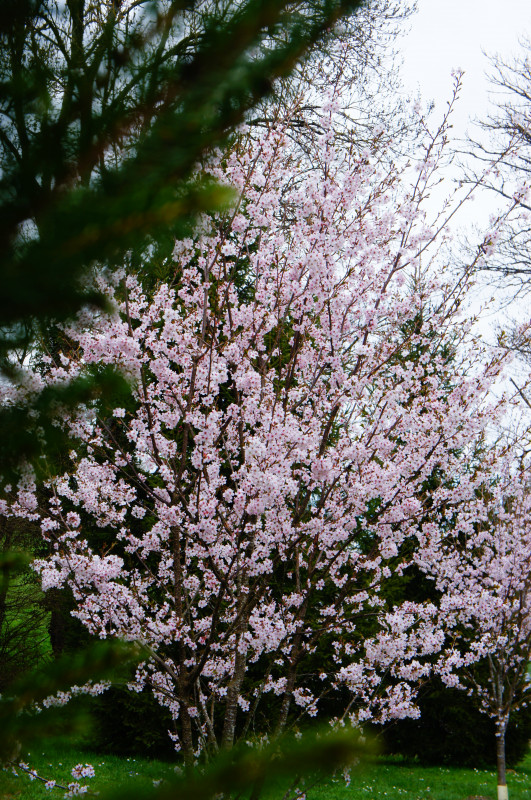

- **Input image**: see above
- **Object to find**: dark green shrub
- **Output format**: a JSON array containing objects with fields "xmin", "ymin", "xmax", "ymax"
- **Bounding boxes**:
[
  {"xmin": 89, "ymin": 685, "xmax": 177, "ymax": 760},
  {"xmin": 380, "ymin": 678, "xmax": 531, "ymax": 768}
]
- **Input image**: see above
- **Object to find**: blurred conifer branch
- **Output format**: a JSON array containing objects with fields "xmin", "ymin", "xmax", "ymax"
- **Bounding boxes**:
[
  {"xmin": 0, "ymin": 0, "xmax": 364, "ymax": 471},
  {"xmin": 107, "ymin": 727, "xmax": 374, "ymax": 800},
  {"xmin": 0, "ymin": 638, "xmax": 144, "ymax": 761},
  {"xmin": 0, "ymin": 5, "xmax": 372, "ymax": 796}
]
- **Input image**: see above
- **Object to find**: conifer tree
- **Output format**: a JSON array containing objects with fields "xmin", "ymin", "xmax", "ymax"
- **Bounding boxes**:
[{"xmin": 0, "ymin": 0, "xmax": 366, "ymax": 472}]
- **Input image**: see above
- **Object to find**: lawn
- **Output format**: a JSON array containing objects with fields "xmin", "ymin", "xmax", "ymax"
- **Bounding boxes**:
[
  {"xmin": 0, "ymin": 739, "xmax": 178, "ymax": 799},
  {"xmin": 297, "ymin": 753, "xmax": 531, "ymax": 800},
  {"xmin": 2, "ymin": 740, "xmax": 530, "ymax": 800}
]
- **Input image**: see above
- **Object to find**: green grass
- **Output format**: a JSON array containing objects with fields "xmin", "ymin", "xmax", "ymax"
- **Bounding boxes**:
[
  {"xmin": 299, "ymin": 753, "xmax": 531, "ymax": 800},
  {"xmin": 0, "ymin": 739, "xmax": 177, "ymax": 799},
  {"xmin": 3, "ymin": 740, "xmax": 531, "ymax": 799}
]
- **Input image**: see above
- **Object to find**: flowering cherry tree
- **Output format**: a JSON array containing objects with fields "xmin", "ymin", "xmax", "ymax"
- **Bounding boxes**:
[
  {"xmin": 0, "ymin": 97, "xmax": 510, "ymax": 764},
  {"xmin": 433, "ymin": 468, "xmax": 531, "ymax": 800}
]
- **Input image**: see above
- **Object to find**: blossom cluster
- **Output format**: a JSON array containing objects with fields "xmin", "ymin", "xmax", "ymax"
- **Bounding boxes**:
[{"xmin": 0, "ymin": 94, "xmax": 516, "ymax": 760}]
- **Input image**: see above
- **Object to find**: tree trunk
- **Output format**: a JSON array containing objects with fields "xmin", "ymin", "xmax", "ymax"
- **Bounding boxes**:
[
  {"xmin": 496, "ymin": 719, "xmax": 509, "ymax": 800},
  {"xmin": 179, "ymin": 685, "xmax": 195, "ymax": 770},
  {"xmin": 171, "ymin": 525, "xmax": 195, "ymax": 768},
  {"xmin": 221, "ymin": 597, "xmax": 250, "ymax": 751},
  {"xmin": 221, "ymin": 646, "xmax": 247, "ymax": 750},
  {"xmin": 0, "ymin": 523, "xmax": 13, "ymax": 644},
  {"xmin": 275, "ymin": 667, "xmax": 297, "ymax": 736}
]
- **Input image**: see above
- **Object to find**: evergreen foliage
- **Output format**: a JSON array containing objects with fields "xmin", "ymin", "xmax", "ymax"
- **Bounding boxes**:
[
  {"xmin": 90, "ymin": 685, "xmax": 178, "ymax": 760},
  {"xmin": 3, "ymin": 1, "xmax": 530, "ymax": 792},
  {"xmin": 382, "ymin": 678, "xmax": 531, "ymax": 769},
  {"xmin": 0, "ymin": 0, "xmax": 365, "ymax": 473},
  {"xmin": 0, "ymin": 4, "xmax": 373, "ymax": 792}
]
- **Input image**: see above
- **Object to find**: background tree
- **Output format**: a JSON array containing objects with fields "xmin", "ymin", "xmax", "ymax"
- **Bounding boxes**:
[
  {"xmin": 249, "ymin": 0, "xmax": 418, "ymax": 165},
  {"xmin": 0, "ymin": 524, "xmax": 49, "ymax": 689},
  {"xmin": 465, "ymin": 38, "xmax": 531, "ymax": 291},
  {"xmin": 433, "ymin": 470, "xmax": 531, "ymax": 800}
]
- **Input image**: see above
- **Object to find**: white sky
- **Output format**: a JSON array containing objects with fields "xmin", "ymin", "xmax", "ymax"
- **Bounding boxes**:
[
  {"xmin": 401, "ymin": 0, "xmax": 531, "ymax": 140},
  {"xmin": 400, "ymin": 2, "xmax": 531, "ymax": 405},
  {"xmin": 397, "ymin": 0, "xmax": 531, "ymax": 245}
]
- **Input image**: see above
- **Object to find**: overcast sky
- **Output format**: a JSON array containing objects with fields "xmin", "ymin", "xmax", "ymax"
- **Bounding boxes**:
[
  {"xmin": 399, "ymin": 2, "xmax": 531, "ymax": 349},
  {"xmin": 401, "ymin": 0, "xmax": 531, "ymax": 141},
  {"xmin": 395, "ymin": 0, "xmax": 531, "ymax": 232}
]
